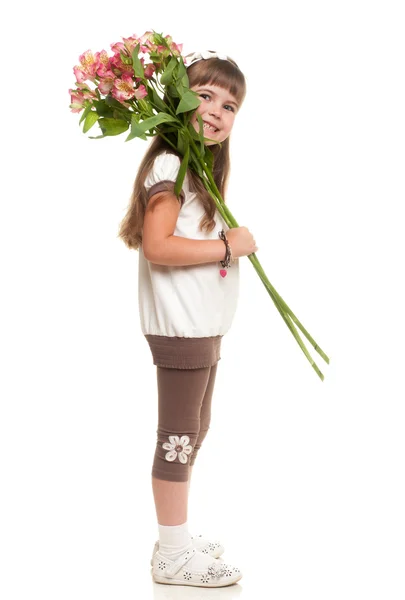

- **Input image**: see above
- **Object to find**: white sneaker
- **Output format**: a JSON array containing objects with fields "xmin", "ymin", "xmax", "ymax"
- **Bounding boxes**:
[
  {"xmin": 152, "ymin": 547, "xmax": 242, "ymax": 587},
  {"xmin": 150, "ymin": 534, "xmax": 224, "ymax": 566}
]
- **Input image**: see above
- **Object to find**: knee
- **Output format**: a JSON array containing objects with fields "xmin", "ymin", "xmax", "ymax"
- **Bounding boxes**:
[
  {"xmin": 188, "ymin": 424, "xmax": 211, "ymax": 467},
  {"xmin": 152, "ymin": 432, "xmax": 197, "ymax": 482}
]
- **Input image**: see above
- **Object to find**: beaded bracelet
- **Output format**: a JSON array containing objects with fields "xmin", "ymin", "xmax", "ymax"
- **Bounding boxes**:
[{"xmin": 218, "ymin": 229, "xmax": 232, "ymax": 278}]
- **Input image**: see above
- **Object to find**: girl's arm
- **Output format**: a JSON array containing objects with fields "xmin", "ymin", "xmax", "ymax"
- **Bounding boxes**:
[{"xmin": 142, "ymin": 191, "xmax": 226, "ymax": 267}]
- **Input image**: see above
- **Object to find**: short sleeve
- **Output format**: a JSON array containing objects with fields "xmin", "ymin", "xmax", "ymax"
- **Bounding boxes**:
[{"xmin": 144, "ymin": 152, "xmax": 185, "ymax": 206}]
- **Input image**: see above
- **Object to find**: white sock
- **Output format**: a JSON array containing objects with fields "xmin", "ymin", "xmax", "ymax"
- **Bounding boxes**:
[
  {"xmin": 158, "ymin": 522, "xmax": 193, "ymax": 561},
  {"xmin": 158, "ymin": 522, "xmax": 219, "ymax": 571}
]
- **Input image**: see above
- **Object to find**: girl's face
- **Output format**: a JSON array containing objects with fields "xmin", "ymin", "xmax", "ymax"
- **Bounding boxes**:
[{"xmin": 189, "ymin": 83, "xmax": 239, "ymax": 146}]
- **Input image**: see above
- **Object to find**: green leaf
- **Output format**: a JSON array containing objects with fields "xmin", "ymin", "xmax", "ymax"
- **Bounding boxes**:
[
  {"xmin": 177, "ymin": 132, "xmax": 185, "ymax": 155},
  {"xmin": 126, "ymin": 112, "xmax": 178, "ymax": 141},
  {"xmin": 93, "ymin": 100, "xmax": 114, "ymax": 118},
  {"xmin": 204, "ymin": 147, "xmax": 214, "ymax": 171},
  {"xmin": 112, "ymin": 108, "xmax": 130, "ymax": 123},
  {"xmin": 166, "ymin": 85, "xmax": 179, "ymax": 99},
  {"xmin": 175, "ymin": 81, "xmax": 188, "ymax": 98},
  {"xmin": 149, "ymin": 51, "xmax": 161, "ymax": 63},
  {"xmin": 139, "ymin": 112, "xmax": 178, "ymax": 131},
  {"xmin": 119, "ymin": 50, "xmax": 132, "ymax": 65},
  {"xmin": 152, "ymin": 88, "xmax": 168, "ymax": 112},
  {"xmin": 174, "ymin": 140, "xmax": 189, "ymax": 198},
  {"xmin": 160, "ymin": 56, "xmax": 178, "ymax": 86},
  {"xmin": 189, "ymin": 148, "xmax": 204, "ymax": 177},
  {"xmin": 105, "ymin": 95, "xmax": 129, "ymax": 109},
  {"xmin": 187, "ymin": 122, "xmax": 202, "ymax": 141},
  {"xmin": 96, "ymin": 97, "xmax": 132, "ymax": 122},
  {"xmin": 176, "ymin": 90, "xmax": 201, "ymax": 114},
  {"xmin": 132, "ymin": 43, "xmax": 144, "ymax": 78},
  {"xmin": 83, "ymin": 111, "xmax": 100, "ymax": 133},
  {"xmin": 152, "ymin": 32, "xmax": 166, "ymax": 47},
  {"xmin": 181, "ymin": 72, "xmax": 189, "ymax": 88},
  {"xmin": 126, "ymin": 122, "xmax": 147, "ymax": 141},
  {"xmin": 196, "ymin": 114, "xmax": 205, "ymax": 155},
  {"xmin": 157, "ymin": 126, "xmax": 178, "ymax": 135},
  {"xmin": 98, "ymin": 118, "xmax": 129, "ymax": 136},
  {"xmin": 177, "ymin": 59, "xmax": 187, "ymax": 81},
  {"xmin": 79, "ymin": 105, "xmax": 91, "ymax": 125}
]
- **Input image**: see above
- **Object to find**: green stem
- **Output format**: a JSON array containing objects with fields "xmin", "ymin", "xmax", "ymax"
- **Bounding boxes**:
[
  {"xmin": 247, "ymin": 253, "xmax": 330, "ymax": 365},
  {"xmin": 153, "ymin": 79, "xmax": 177, "ymax": 116},
  {"xmin": 187, "ymin": 137, "xmax": 329, "ymax": 378}
]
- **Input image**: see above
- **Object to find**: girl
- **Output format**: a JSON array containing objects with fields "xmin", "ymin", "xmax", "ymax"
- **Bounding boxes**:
[{"xmin": 118, "ymin": 50, "xmax": 258, "ymax": 588}]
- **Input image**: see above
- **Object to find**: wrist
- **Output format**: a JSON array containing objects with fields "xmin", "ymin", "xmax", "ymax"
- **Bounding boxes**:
[{"xmin": 218, "ymin": 230, "xmax": 232, "ymax": 269}]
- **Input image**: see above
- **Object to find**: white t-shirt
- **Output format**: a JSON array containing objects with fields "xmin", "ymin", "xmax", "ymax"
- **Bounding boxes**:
[{"xmin": 138, "ymin": 151, "xmax": 240, "ymax": 338}]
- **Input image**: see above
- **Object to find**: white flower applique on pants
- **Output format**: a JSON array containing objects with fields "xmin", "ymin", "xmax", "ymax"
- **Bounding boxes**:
[{"xmin": 162, "ymin": 435, "xmax": 193, "ymax": 463}]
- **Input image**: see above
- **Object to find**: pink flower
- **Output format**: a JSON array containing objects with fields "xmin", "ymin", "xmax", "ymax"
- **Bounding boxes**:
[
  {"xmin": 82, "ymin": 88, "xmax": 97, "ymax": 100},
  {"xmin": 110, "ymin": 52, "xmax": 134, "ymax": 76},
  {"xmin": 98, "ymin": 74, "xmax": 115, "ymax": 95},
  {"xmin": 144, "ymin": 42, "xmax": 158, "ymax": 53},
  {"xmin": 170, "ymin": 42, "xmax": 183, "ymax": 55},
  {"xmin": 73, "ymin": 50, "xmax": 99, "ymax": 83},
  {"xmin": 73, "ymin": 66, "xmax": 86, "ymax": 84},
  {"xmin": 144, "ymin": 63, "xmax": 156, "ymax": 78},
  {"xmin": 69, "ymin": 88, "xmax": 85, "ymax": 113},
  {"xmin": 138, "ymin": 31, "xmax": 155, "ymax": 52},
  {"xmin": 163, "ymin": 35, "xmax": 183, "ymax": 56},
  {"xmin": 95, "ymin": 50, "xmax": 111, "ymax": 76},
  {"xmin": 139, "ymin": 31, "xmax": 154, "ymax": 44},
  {"xmin": 110, "ymin": 41, "xmax": 126, "ymax": 54},
  {"xmin": 122, "ymin": 35, "xmax": 140, "ymax": 54},
  {"xmin": 69, "ymin": 87, "xmax": 97, "ymax": 113},
  {"xmin": 134, "ymin": 84, "xmax": 147, "ymax": 99},
  {"xmin": 112, "ymin": 72, "xmax": 136, "ymax": 103}
]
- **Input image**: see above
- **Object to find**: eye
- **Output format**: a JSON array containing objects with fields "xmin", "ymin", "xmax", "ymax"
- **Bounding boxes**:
[
  {"xmin": 199, "ymin": 93, "xmax": 210, "ymax": 100},
  {"xmin": 224, "ymin": 104, "xmax": 235, "ymax": 112}
]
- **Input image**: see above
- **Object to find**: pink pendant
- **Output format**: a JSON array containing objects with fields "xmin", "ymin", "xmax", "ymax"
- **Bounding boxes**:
[{"xmin": 220, "ymin": 269, "xmax": 227, "ymax": 278}]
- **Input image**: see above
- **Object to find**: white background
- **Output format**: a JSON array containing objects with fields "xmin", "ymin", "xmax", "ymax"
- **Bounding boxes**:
[{"xmin": 1, "ymin": 1, "xmax": 404, "ymax": 598}]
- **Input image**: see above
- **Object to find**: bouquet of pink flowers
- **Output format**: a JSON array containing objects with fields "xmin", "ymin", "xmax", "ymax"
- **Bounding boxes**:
[{"xmin": 69, "ymin": 30, "xmax": 330, "ymax": 380}]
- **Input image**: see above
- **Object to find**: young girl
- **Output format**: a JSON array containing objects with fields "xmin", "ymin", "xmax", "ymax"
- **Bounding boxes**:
[{"xmin": 118, "ymin": 50, "xmax": 258, "ymax": 588}]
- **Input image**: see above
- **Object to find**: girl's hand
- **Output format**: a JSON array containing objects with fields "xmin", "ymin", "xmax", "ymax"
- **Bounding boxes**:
[{"xmin": 226, "ymin": 227, "xmax": 258, "ymax": 258}]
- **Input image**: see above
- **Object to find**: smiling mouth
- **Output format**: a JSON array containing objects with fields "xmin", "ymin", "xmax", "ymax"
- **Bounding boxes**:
[{"xmin": 203, "ymin": 121, "xmax": 219, "ymax": 133}]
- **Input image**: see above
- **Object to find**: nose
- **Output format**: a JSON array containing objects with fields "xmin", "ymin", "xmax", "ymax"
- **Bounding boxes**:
[{"xmin": 209, "ymin": 103, "xmax": 221, "ymax": 119}]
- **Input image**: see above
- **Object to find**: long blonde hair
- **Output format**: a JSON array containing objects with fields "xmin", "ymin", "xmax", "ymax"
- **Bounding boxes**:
[{"xmin": 117, "ymin": 56, "xmax": 246, "ymax": 250}]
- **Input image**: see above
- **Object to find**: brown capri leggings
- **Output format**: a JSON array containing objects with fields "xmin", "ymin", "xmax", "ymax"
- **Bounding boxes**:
[{"xmin": 152, "ymin": 362, "xmax": 218, "ymax": 482}]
